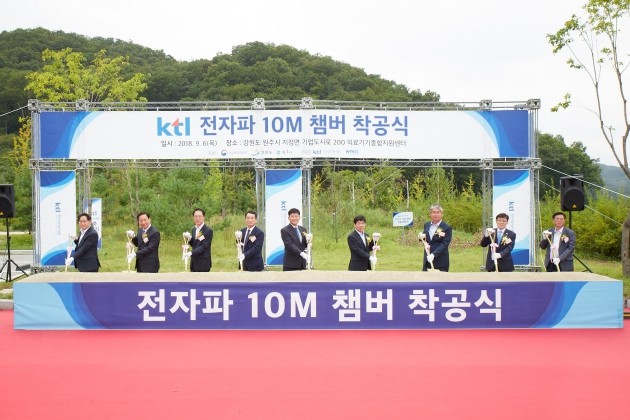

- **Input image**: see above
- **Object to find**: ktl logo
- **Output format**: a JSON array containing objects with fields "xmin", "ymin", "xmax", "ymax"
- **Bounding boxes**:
[{"xmin": 157, "ymin": 117, "xmax": 190, "ymax": 136}]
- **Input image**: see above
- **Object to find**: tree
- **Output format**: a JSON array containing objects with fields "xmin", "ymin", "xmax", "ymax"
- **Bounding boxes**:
[
  {"xmin": 5, "ymin": 117, "xmax": 32, "ymax": 230},
  {"xmin": 548, "ymin": 0, "xmax": 630, "ymax": 179},
  {"xmin": 25, "ymin": 48, "xmax": 147, "ymax": 102},
  {"xmin": 23, "ymin": 48, "xmax": 148, "ymax": 224},
  {"xmin": 548, "ymin": 0, "xmax": 630, "ymax": 276},
  {"xmin": 538, "ymin": 132, "xmax": 602, "ymax": 197}
]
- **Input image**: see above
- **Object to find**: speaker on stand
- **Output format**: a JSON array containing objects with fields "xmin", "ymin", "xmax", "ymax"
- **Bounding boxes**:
[
  {"xmin": 559, "ymin": 176, "xmax": 591, "ymax": 273},
  {"xmin": 560, "ymin": 176, "xmax": 585, "ymax": 213},
  {"xmin": 0, "ymin": 184, "xmax": 15, "ymax": 219},
  {"xmin": 0, "ymin": 184, "xmax": 28, "ymax": 282}
]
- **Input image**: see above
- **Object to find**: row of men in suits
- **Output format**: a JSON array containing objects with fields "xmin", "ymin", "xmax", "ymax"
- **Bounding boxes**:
[
  {"xmin": 342, "ymin": 205, "xmax": 576, "ymax": 273},
  {"xmin": 69, "ymin": 206, "xmax": 575, "ymax": 273},
  {"xmin": 69, "ymin": 209, "xmax": 265, "ymax": 273},
  {"xmin": 481, "ymin": 211, "xmax": 576, "ymax": 272},
  {"xmin": 281, "ymin": 209, "xmax": 380, "ymax": 272},
  {"xmin": 127, "ymin": 209, "xmax": 266, "ymax": 273}
]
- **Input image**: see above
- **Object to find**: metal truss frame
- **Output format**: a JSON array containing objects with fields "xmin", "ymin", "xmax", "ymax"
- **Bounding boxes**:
[
  {"xmin": 28, "ymin": 98, "xmax": 541, "ymax": 112},
  {"xmin": 29, "ymin": 98, "xmax": 541, "ymax": 270}
]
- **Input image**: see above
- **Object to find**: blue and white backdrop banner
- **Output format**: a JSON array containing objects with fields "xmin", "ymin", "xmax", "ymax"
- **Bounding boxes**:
[
  {"xmin": 492, "ymin": 170, "xmax": 531, "ymax": 265},
  {"xmin": 39, "ymin": 171, "xmax": 76, "ymax": 266},
  {"xmin": 90, "ymin": 198, "xmax": 103, "ymax": 249},
  {"xmin": 265, "ymin": 169, "xmax": 303, "ymax": 266}
]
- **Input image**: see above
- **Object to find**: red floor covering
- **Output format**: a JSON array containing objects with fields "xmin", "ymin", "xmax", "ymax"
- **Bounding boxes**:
[{"xmin": 1, "ymin": 311, "xmax": 627, "ymax": 420}]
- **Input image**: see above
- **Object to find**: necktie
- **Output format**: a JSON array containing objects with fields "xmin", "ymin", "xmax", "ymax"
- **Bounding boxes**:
[
  {"xmin": 497, "ymin": 230, "xmax": 502, "ymax": 244},
  {"xmin": 246, "ymin": 229, "xmax": 250, "ymax": 239},
  {"xmin": 295, "ymin": 227, "xmax": 301, "ymax": 241}
]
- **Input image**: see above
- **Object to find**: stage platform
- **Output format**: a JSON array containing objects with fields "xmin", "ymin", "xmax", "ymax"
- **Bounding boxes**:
[{"xmin": 13, "ymin": 271, "xmax": 623, "ymax": 330}]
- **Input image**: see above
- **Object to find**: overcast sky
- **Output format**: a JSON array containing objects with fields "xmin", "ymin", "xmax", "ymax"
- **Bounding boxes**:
[{"xmin": 3, "ymin": 0, "xmax": 626, "ymax": 165}]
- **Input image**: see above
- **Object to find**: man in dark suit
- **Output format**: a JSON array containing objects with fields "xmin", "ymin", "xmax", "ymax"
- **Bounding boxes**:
[
  {"xmin": 540, "ymin": 211, "xmax": 576, "ymax": 272},
  {"xmin": 184, "ymin": 208, "xmax": 213, "ymax": 272},
  {"xmin": 67, "ymin": 212, "xmax": 100, "ymax": 272},
  {"xmin": 130, "ymin": 212, "xmax": 160, "ymax": 273},
  {"xmin": 347, "ymin": 215, "xmax": 378, "ymax": 271},
  {"xmin": 239, "ymin": 210, "xmax": 265, "ymax": 271},
  {"xmin": 480, "ymin": 213, "xmax": 516, "ymax": 272},
  {"xmin": 280, "ymin": 208, "xmax": 308, "ymax": 271},
  {"xmin": 421, "ymin": 204, "xmax": 452, "ymax": 272}
]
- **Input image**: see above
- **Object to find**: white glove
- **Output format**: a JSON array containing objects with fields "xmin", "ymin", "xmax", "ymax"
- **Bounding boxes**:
[
  {"xmin": 65, "ymin": 257, "xmax": 74, "ymax": 266},
  {"xmin": 183, "ymin": 251, "xmax": 192, "ymax": 259},
  {"xmin": 300, "ymin": 252, "xmax": 309, "ymax": 261},
  {"xmin": 486, "ymin": 227, "xmax": 494, "ymax": 237},
  {"xmin": 238, "ymin": 254, "xmax": 245, "ymax": 262},
  {"xmin": 126, "ymin": 230, "xmax": 135, "ymax": 238},
  {"xmin": 126, "ymin": 242, "xmax": 134, "ymax": 251},
  {"xmin": 543, "ymin": 230, "xmax": 551, "ymax": 237},
  {"xmin": 426, "ymin": 253, "xmax": 435, "ymax": 263},
  {"xmin": 372, "ymin": 245, "xmax": 381, "ymax": 251},
  {"xmin": 369, "ymin": 256, "xmax": 377, "ymax": 263},
  {"xmin": 552, "ymin": 257, "xmax": 560, "ymax": 265},
  {"xmin": 127, "ymin": 251, "xmax": 136, "ymax": 263},
  {"xmin": 493, "ymin": 253, "xmax": 502, "ymax": 259}
]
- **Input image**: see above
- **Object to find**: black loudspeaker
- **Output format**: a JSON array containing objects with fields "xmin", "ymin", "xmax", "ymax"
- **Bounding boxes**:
[
  {"xmin": 560, "ymin": 176, "xmax": 585, "ymax": 211},
  {"xmin": 0, "ymin": 184, "xmax": 15, "ymax": 218}
]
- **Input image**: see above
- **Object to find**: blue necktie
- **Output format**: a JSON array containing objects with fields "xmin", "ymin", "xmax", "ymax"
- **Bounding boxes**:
[
  {"xmin": 497, "ymin": 230, "xmax": 503, "ymax": 244},
  {"xmin": 295, "ymin": 227, "xmax": 301, "ymax": 241}
]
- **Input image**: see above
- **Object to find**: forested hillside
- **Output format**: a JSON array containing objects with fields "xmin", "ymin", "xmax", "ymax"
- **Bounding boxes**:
[{"xmin": 0, "ymin": 28, "xmax": 438, "ymax": 134}]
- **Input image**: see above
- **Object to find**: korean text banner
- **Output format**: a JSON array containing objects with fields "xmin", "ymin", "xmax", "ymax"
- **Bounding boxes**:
[
  {"xmin": 39, "ymin": 171, "xmax": 76, "ymax": 266},
  {"xmin": 14, "ymin": 280, "xmax": 622, "ymax": 330},
  {"xmin": 38, "ymin": 110, "xmax": 529, "ymax": 160}
]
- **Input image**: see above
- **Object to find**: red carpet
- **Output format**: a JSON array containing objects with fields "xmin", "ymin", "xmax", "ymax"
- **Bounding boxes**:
[{"xmin": 1, "ymin": 311, "xmax": 627, "ymax": 419}]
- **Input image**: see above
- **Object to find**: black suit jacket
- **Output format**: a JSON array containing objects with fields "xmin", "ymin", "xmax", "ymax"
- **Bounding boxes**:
[
  {"xmin": 72, "ymin": 226, "xmax": 100, "ymax": 272},
  {"xmin": 480, "ymin": 228, "xmax": 516, "ymax": 272},
  {"xmin": 422, "ymin": 221, "xmax": 452, "ymax": 272},
  {"xmin": 188, "ymin": 224, "xmax": 213, "ymax": 272},
  {"xmin": 281, "ymin": 224, "xmax": 307, "ymax": 270},
  {"xmin": 132, "ymin": 225, "xmax": 160, "ymax": 273},
  {"xmin": 347, "ymin": 230, "xmax": 374, "ymax": 271},
  {"xmin": 241, "ymin": 226, "xmax": 265, "ymax": 271}
]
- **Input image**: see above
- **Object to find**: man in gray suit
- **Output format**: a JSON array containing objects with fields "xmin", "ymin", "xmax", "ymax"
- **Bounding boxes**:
[{"xmin": 539, "ymin": 211, "xmax": 576, "ymax": 272}]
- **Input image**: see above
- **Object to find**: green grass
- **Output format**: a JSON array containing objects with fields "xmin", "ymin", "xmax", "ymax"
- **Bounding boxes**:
[
  {"xmin": 2, "ymin": 224, "xmax": 629, "ymax": 297},
  {"xmin": 0, "ymin": 232, "xmax": 33, "ymax": 250}
]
